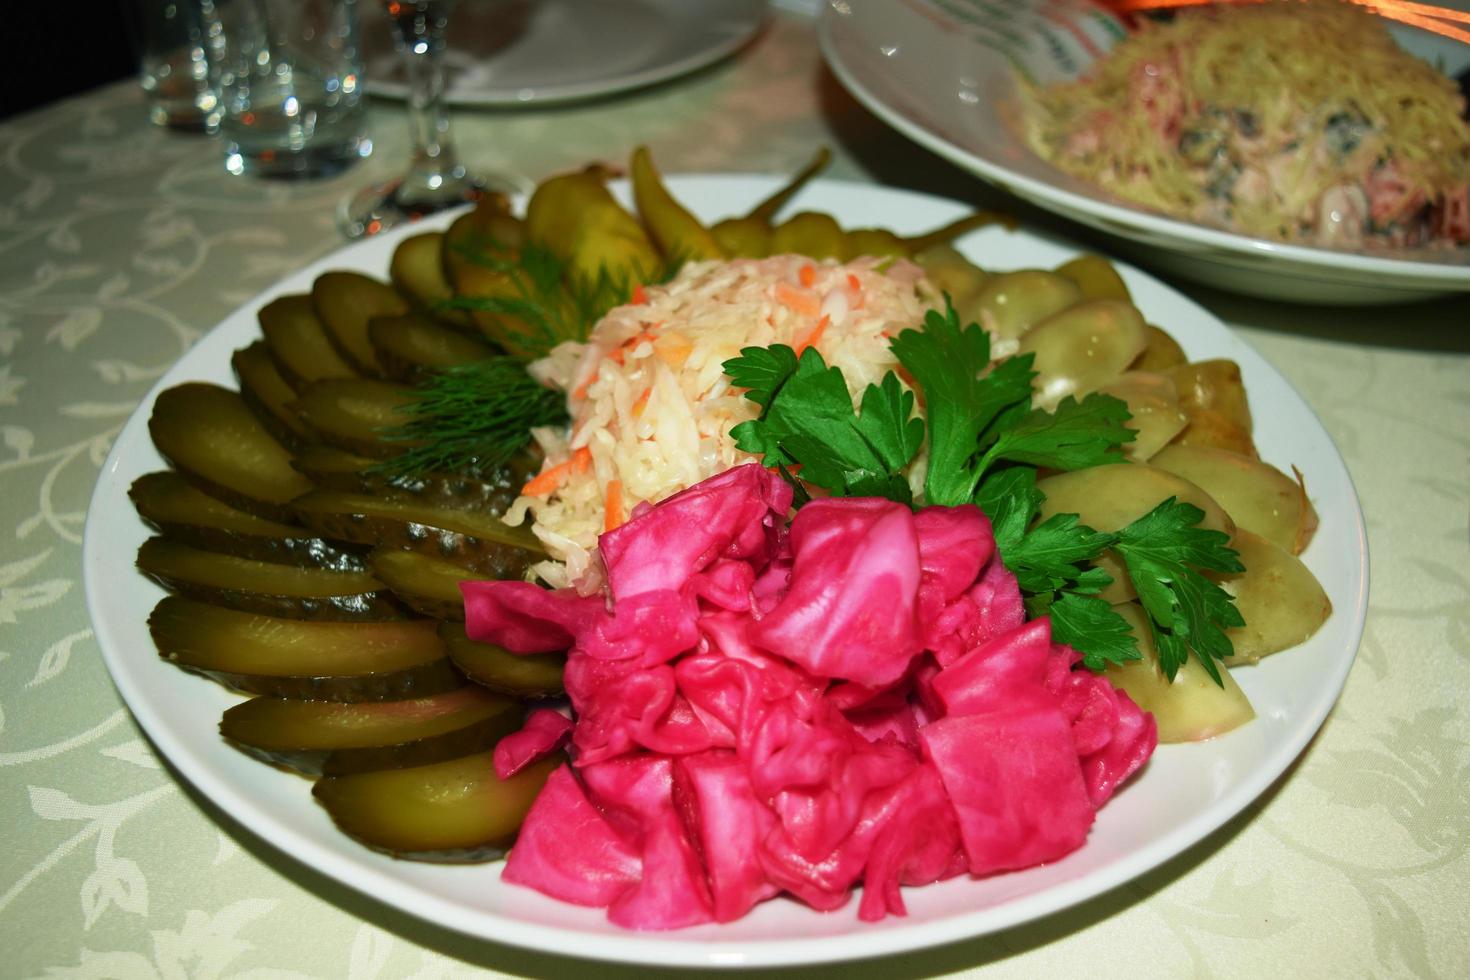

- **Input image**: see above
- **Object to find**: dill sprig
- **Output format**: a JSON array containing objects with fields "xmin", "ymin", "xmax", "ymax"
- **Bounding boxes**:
[
  {"xmin": 374, "ymin": 356, "xmax": 567, "ymax": 480},
  {"xmin": 444, "ymin": 239, "xmax": 684, "ymax": 359}
]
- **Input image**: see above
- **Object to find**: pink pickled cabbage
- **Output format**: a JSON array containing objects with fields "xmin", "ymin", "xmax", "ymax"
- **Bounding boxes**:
[{"xmin": 466, "ymin": 464, "xmax": 1156, "ymax": 929}]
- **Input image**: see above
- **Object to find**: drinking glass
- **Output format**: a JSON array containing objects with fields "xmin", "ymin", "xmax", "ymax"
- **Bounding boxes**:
[
  {"xmin": 131, "ymin": 0, "xmax": 225, "ymax": 131},
  {"xmin": 338, "ymin": 0, "xmax": 523, "ymax": 238},
  {"xmin": 216, "ymin": 0, "xmax": 372, "ymax": 179}
]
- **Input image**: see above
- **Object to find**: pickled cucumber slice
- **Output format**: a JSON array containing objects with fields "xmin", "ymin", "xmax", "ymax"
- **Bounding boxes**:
[
  {"xmin": 148, "ymin": 382, "xmax": 314, "ymax": 522},
  {"xmin": 291, "ymin": 490, "xmax": 544, "ymax": 577},
  {"xmin": 258, "ymin": 294, "xmax": 360, "ymax": 391},
  {"xmin": 232, "ymin": 342, "xmax": 315, "ymax": 448},
  {"xmin": 290, "ymin": 444, "xmax": 530, "ymax": 513},
  {"xmin": 150, "ymin": 596, "xmax": 458, "ymax": 699},
  {"xmin": 438, "ymin": 623, "xmax": 565, "ymax": 698},
  {"xmin": 312, "ymin": 271, "xmax": 408, "ymax": 376},
  {"xmin": 291, "ymin": 378, "xmax": 418, "ymax": 458},
  {"xmin": 137, "ymin": 537, "xmax": 404, "ymax": 621},
  {"xmin": 368, "ymin": 312, "xmax": 495, "ymax": 383},
  {"xmin": 389, "ymin": 232, "xmax": 471, "ymax": 329},
  {"xmin": 370, "ymin": 547, "xmax": 472, "ymax": 620},
  {"xmin": 130, "ymin": 471, "xmax": 363, "ymax": 570},
  {"xmin": 313, "ymin": 750, "xmax": 562, "ymax": 861},
  {"xmin": 220, "ymin": 687, "xmax": 523, "ymax": 776}
]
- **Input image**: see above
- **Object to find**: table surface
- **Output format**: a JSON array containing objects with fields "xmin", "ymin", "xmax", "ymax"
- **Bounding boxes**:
[{"xmin": 3, "ymin": 6, "xmax": 1468, "ymax": 978}]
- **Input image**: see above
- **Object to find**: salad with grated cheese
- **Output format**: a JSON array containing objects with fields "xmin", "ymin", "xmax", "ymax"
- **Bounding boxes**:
[{"xmin": 1019, "ymin": 1, "xmax": 1470, "ymax": 249}]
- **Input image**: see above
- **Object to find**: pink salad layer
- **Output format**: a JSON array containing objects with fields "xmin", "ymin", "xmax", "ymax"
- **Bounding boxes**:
[{"xmin": 462, "ymin": 464, "xmax": 1157, "ymax": 929}]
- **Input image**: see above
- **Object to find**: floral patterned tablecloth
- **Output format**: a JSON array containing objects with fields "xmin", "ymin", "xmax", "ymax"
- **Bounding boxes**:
[{"xmin": 3, "ymin": 7, "xmax": 1468, "ymax": 978}]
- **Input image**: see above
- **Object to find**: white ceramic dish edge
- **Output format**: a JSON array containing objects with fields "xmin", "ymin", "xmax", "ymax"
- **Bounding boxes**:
[{"xmin": 83, "ymin": 176, "xmax": 1369, "ymax": 968}]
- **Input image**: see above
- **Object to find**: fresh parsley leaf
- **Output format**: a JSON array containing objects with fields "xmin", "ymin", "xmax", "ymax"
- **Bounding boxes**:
[
  {"xmin": 976, "ymin": 392, "xmax": 1135, "ymax": 473},
  {"xmin": 1049, "ymin": 592, "xmax": 1142, "ymax": 670},
  {"xmin": 973, "ymin": 465, "xmax": 1044, "ymax": 556},
  {"xmin": 728, "ymin": 347, "xmax": 921, "ymax": 503},
  {"xmin": 890, "ymin": 299, "xmax": 1034, "ymax": 506},
  {"xmin": 1114, "ymin": 497, "xmax": 1245, "ymax": 683},
  {"xmin": 724, "ymin": 344, "xmax": 800, "ymax": 410},
  {"xmin": 1003, "ymin": 512, "xmax": 1118, "ymax": 596},
  {"xmin": 855, "ymin": 372, "xmax": 927, "ymax": 475}
]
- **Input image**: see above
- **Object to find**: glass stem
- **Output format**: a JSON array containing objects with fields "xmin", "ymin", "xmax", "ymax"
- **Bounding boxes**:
[{"xmin": 389, "ymin": 0, "xmax": 470, "ymax": 207}]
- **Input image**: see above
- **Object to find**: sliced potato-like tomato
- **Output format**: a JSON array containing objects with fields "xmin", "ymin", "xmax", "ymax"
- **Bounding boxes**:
[
  {"xmin": 1215, "ymin": 529, "xmax": 1333, "ymax": 665},
  {"xmin": 1037, "ymin": 463, "xmax": 1235, "ymax": 603},
  {"xmin": 1149, "ymin": 444, "xmax": 1318, "ymax": 554},
  {"xmin": 1105, "ymin": 602, "xmax": 1255, "ymax": 743}
]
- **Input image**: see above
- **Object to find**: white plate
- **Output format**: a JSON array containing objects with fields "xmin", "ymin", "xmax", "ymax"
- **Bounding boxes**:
[
  {"xmin": 84, "ymin": 177, "xmax": 1368, "ymax": 968},
  {"xmin": 818, "ymin": 0, "xmax": 1470, "ymax": 305},
  {"xmin": 363, "ymin": 0, "xmax": 768, "ymax": 107}
]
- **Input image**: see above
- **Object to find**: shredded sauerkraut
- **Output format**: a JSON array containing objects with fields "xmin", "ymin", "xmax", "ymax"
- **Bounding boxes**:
[{"xmin": 1019, "ymin": 1, "xmax": 1470, "ymax": 248}]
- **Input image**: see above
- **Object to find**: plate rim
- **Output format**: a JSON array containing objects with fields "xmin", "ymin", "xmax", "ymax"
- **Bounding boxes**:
[
  {"xmin": 816, "ymin": 1, "xmax": 1470, "ymax": 292},
  {"xmin": 82, "ymin": 174, "xmax": 1369, "ymax": 967},
  {"xmin": 365, "ymin": 0, "xmax": 770, "ymax": 107}
]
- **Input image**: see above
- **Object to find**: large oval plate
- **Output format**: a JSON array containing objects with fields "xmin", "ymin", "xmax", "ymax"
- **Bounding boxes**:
[
  {"xmin": 818, "ymin": 0, "xmax": 1470, "ymax": 305},
  {"xmin": 83, "ymin": 177, "xmax": 1368, "ymax": 968}
]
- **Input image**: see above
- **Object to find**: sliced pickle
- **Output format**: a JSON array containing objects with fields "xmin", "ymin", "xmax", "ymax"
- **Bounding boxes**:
[
  {"xmin": 1037, "ymin": 463, "xmax": 1235, "ymax": 603},
  {"xmin": 220, "ymin": 687, "xmax": 523, "ymax": 776},
  {"xmin": 368, "ymin": 312, "xmax": 495, "ymax": 383},
  {"xmin": 439, "ymin": 623, "xmax": 565, "ymax": 698},
  {"xmin": 314, "ymin": 750, "xmax": 563, "ymax": 861},
  {"xmin": 312, "ymin": 271, "xmax": 409, "ymax": 375},
  {"xmin": 389, "ymin": 231, "xmax": 471, "ymax": 328},
  {"xmin": 1215, "ymin": 529, "xmax": 1332, "ymax": 665},
  {"xmin": 370, "ymin": 547, "xmax": 472, "ymax": 620},
  {"xmin": 149, "ymin": 596, "xmax": 458, "ymax": 699},
  {"xmin": 232, "ymin": 342, "xmax": 315, "ymax": 448},
  {"xmin": 137, "ymin": 537, "xmax": 404, "ymax": 620},
  {"xmin": 1149, "ymin": 444, "xmax": 1317, "ymax": 554},
  {"xmin": 290, "ymin": 444, "xmax": 530, "ymax": 512},
  {"xmin": 1105, "ymin": 602, "xmax": 1254, "ymax": 742},
  {"xmin": 149, "ymin": 382, "xmax": 314, "ymax": 522},
  {"xmin": 130, "ymin": 471, "xmax": 363, "ymax": 570},
  {"xmin": 258, "ymin": 294, "xmax": 360, "ymax": 391},
  {"xmin": 291, "ymin": 378, "xmax": 418, "ymax": 458},
  {"xmin": 291, "ymin": 490, "xmax": 544, "ymax": 576}
]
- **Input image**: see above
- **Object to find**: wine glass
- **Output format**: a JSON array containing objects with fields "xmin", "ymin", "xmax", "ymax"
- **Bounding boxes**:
[{"xmin": 339, "ymin": 0, "xmax": 524, "ymax": 238}]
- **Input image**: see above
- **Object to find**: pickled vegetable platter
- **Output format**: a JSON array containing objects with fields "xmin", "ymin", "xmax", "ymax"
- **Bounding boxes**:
[{"xmin": 83, "ymin": 176, "xmax": 1366, "ymax": 965}]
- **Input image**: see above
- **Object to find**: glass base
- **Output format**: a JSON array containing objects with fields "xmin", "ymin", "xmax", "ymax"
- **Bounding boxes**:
[
  {"xmin": 224, "ymin": 136, "xmax": 372, "ymax": 181},
  {"xmin": 337, "ymin": 169, "xmax": 530, "ymax": 238}
]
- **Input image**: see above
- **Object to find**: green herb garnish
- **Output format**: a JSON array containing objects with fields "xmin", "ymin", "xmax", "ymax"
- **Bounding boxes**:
[
  {"xmin": 729, "ymin": 346, "xmax": 923, "ymax": 503},
  {"xmin": 445, "ymin": 239, "xmax": 683, "ymax": 359},
  {"xmin": 721, "ymin": 297, "xmax": 1244, "ymax": 680},
  {"xmin": 374, "ymin": 356, "xmax": 567, "ymax": 480}
]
